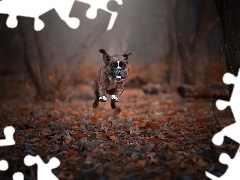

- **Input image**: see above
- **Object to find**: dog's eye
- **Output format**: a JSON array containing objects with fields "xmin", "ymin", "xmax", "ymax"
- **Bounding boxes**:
[
  {"xmin": 119, "ymin": 62, "xmax": 126, "ymax": 69},
  {"xmin": 112, "ymin": 62, "xmax": 118, "ymax": 67}
]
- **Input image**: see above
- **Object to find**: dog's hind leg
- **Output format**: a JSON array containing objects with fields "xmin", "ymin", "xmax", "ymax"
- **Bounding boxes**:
[
  {"xmin": 93, "ymin": 97, "xmax": 99, "ymax": 108},
  {"xmin": 111, "ymin": 99, "xmax": 117, "ymax": 109}
]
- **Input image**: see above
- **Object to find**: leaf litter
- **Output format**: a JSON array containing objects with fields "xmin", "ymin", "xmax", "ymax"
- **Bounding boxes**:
[{"xmin": 0, "ymin": 88, "xmax": 237, "ymax": 180}]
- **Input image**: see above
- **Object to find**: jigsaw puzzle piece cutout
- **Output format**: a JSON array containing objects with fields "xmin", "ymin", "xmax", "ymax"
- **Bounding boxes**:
[
  {"xmin": 12, "ymin": 172, "xmax": 24, "ymax": 180},
  {"xmin": 107, "ymin": 0, "xmax": 122, "ymax": 11},
  {"xmin": 206, "ymin": 69, "xmax": 240, "ymax": 179},
  {"xmin": 212, "ymin": 122, "xmax": 240, "ymax": 146},
  {"xmin": 217, "ymin": 69, "xmax": 240, "ymax": 121},
  {"xmin": 53, "ymin": 0, "xmax": 80, "ymax": 29},
  {"xmin": 222, "ymin": 72, "xmax": 236, "ymax": 85},
  {"xmin": 76, "ymin": 0, "xmax": 123, "ymax": 30},
  {"xmin": 213, "ymin": 69, "xmax": 240, "ymax": 146},
  {"xmin": 0, "ymin": 0, "xmax": 80, "ymax": 31},
  {"xmin": 206, "ymin": 148, "xmax": 240, "ymax": 179},
  {"xmin": 24, "ymin": 155, "xmax": 60, "ymax": 180},
  {"xmin": 0, "ymin": 126, "xmax": 15, "ymax": 146},
  {"xmin": 0, "ymin": 159, "xmax": 8, "ymax": 171},
  {"xmin": 227, "ymin": 69, "xmax": 240, "ymax": 122},
  {"xmin": 216, "ymin": 100, "xmax": 230, "ymax": 111}
]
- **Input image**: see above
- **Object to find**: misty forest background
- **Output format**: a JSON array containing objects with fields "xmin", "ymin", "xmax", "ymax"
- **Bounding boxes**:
[
  {"xmin": 0, "ymin": 0, "xmax": 226, "ymax": 100},
  {"xmin": 0, "ymin": 0, "xmax": 238, "ymax": 180}
]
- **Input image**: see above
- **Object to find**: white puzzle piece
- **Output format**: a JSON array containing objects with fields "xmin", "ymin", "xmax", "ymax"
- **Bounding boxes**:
[
  {"xmin": 24, "ymin": 155, "xmax": 60, "ymax": 180},
  {"xmin": 0, "ymin": 0, "xmax": 123, "ymax": 31},
  {"xmin": 12, "ymin": 172, "xmax": 24, "ymax": 180},
  {"xmin": 206, "ymin": 148, "xmax": 240, "ymax": 179},
  {"xmin": 76, "ymin": 0, "xmax": 123, "ymax": 30},
  {"xmin": 0, "ymin": 125, "xmax": 61, "ymax": 179},
  {"xmin": 0, "ymin": 126, "xmax": 15, "ymax": 146},
  {"xmin": 0, "ymin": 0, "xmax": 80, "ymax": 31},
  {"xmin": 0, "ymin": 159, "xmax": 8, "ymax": 171}
]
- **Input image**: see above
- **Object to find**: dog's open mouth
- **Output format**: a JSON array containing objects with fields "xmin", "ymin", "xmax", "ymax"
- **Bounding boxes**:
[{"xmin": 116, "ymin": 75, "xmax": 123, "ymax": 81}]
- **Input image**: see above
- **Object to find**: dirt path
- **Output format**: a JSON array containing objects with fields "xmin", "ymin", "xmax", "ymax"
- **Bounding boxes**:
[{"xmin": 0, "ymin": 88, "xmax": 237, "ymax": 180}]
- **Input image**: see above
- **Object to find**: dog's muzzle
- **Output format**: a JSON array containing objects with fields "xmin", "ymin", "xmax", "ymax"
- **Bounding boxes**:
[
  {"xmin": 109, "ymin": 69, "xmax": 126, "ymax": 82},
  {"xmin": 108, "ymin": 60, "xmax": 127, "ymax": 82},
  {"xmin": 115, "ymin": 69, "xmax": 123, "ymax": 81}
]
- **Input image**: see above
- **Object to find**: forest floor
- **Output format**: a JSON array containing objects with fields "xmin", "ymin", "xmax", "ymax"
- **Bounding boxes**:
[
  {"xmin": 0, "ymin": 61, "xmax": 237, "ymax": 180},
  {"xmin": 0, "ymin": 82, "xmax": 237, "ymax": 180}
]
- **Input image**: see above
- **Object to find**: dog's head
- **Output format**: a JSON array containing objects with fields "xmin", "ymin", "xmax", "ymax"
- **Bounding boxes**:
[{"xmin": 99, "ymin": 49, "xmax": 131, "ymax": 82}]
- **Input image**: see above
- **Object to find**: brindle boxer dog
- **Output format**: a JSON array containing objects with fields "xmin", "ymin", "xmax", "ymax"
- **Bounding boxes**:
[{"xmin": 93, "ymin": 49, "xmax": 131, "ymax": 109}]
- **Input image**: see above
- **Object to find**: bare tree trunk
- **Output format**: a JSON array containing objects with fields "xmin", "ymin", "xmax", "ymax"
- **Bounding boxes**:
[
  {"xmin": 33, "ymin": 30, "xmax": 48, "ymax": 86},
  {"xmin": 192, "ymin": 0, "xmax": 214, "ymax": 51},
  {"xmin": 18, "ymin": 20, "xmax": 47, "ymax": 99},
  {"xmin": 167, "ymin": 0, "xmax": 182, "ymax": 87},
  {"xmin": 174, "ymin": 0, "xmax": 195, "ymax": 85},
  {"xmin": 191, "ymin": 0, "xmax": 220, "ymax": 85},
  {"xmin": 172, "ymin": 0, "xmax": 220, "ymax": 86},
  {"xmin": 33, "ymin": 30, "xmax": 58, "ymax": 96}
]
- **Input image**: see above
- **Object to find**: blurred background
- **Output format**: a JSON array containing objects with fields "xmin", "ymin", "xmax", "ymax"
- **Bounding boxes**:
[{"xmin": 0, "ymin": 0, "xmax": 225, "ymax": 102}]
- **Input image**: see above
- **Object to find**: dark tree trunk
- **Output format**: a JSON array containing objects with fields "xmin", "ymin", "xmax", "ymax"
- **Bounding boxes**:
[
  {"xmin": 172, "ymin": 0, "xmax": 220, "ymax": 86},
  {"xmin": 167, "ymin": 0, "xmax": 182, "ymax": 87},
  {"xmin": 191, "ymin": 0, "xmax": 217, "ymax": 85},
  {"xmin": 18, "ymin": 21, "xmax": 46, "ymax": 99},
  {"xmin": 214, "ymin": 0, "xmax": 240, "ymax": 92},
  {"xmin": 18, "ymin": 19, "xmax": 55, "ymax": 100},
  {"xmin": 174, "ymin": 0, "xmax": 196, "ymax": 85}
]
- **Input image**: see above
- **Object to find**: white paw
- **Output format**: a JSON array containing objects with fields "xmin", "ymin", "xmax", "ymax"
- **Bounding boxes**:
[
  {"xmin": 99, "ymin": 96, "xmax": 107, "ymax": 101},
  {"xmin": 111, "ymin": 95, "xmax": 118, "ymax": 101}
]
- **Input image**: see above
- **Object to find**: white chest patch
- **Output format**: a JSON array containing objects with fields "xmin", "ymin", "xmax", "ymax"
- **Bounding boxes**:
[{"xmin": 107, "ymin": 79, "xmax": 117, "ymax": 90}]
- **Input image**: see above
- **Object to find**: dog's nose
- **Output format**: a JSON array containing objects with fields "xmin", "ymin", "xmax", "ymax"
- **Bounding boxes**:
[{"xmin": 117, "ymin": 71, "xmax": 121, "ymax": 75}]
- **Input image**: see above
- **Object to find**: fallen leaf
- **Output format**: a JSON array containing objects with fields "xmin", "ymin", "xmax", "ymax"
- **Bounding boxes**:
[
  {"xmin": 71, "ymin": 111, "xmax": 79, "ymax": 116},
  {"xmin": 137, "ymin": 159, "xmax": 147, "ymax": 167}
]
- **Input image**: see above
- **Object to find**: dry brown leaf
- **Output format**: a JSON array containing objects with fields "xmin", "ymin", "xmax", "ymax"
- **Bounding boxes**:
[
  {"xmin": 135, "ymin": 144, "xmax": 143, "ymax": 151},
  {"xmin": 114, "ymin": 107, "xmax": 121, "ymax": 115},
  {"xmin": 195, "ymin": 117, "xmax": 207, "ymax": 123},
  {"xmin": 71, "ymin": 111, "xmax": 78, "ymax": 116},
  {"xmin": 168, "ymin": 142, "xmax": 175, "ymax": 150},
  {"xmin": 128, "ymin": 110, "xmax": 135, "ymax": 116},
  {"xmin": 110, "ymin": 135, "xmax": 117, "ymax": 141},
  {"xmin": 134, "ymin": 121, "xmax": 140, "ymax": 126},
  {"xmin": 137, "ymin": 159, "xmax": 147, "ymax": 167},
  {"xmin": 29, "ymin": 138, "xmax": 39, "ymax": 143}
]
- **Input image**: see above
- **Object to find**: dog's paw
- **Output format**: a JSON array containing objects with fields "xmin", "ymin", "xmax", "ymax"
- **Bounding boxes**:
[
  {"xmin": 111, "ymin": 95, "xmax": 118, "ymax": 102},
  {"xmin": 99, "ymin": 96, "xmax": 107, "ymax": 102}
]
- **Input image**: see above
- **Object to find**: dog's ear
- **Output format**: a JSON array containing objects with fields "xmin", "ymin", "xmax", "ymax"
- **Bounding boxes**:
[
  {"xmin": 123, "ymin": 51, "xmax": 131, "ymax": 60},
  {"xmin": 99, "ymin": 49, "xmax": 111, "ymax": 64}
]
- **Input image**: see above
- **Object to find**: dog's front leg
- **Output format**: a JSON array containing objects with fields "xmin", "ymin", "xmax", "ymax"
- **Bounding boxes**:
[
  {"xmin": 111, "ymin": 82, "xmax": 125, "ymax": 109},
  {"xmin": 98, "ymin": 69, "xmax": 109, "ymax": 102}
]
